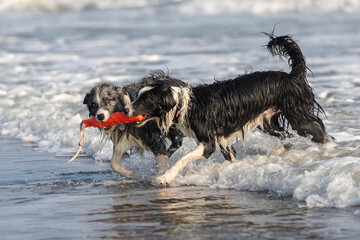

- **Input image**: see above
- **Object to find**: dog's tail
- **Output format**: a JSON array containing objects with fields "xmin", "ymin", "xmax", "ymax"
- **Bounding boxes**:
[
  {"xmin": 265, "ymin": 32, "xmax": 325, "ymax": 115},
  {"xmin": 264, "ymin": 33, "xmax": 328, "ymax": 142},
  {"xmin": 265, "ymin": 33, "xmax": 307, "ymax": 80}
]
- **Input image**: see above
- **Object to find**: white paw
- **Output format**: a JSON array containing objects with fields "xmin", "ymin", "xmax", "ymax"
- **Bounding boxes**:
[
  {"xmin": 156, "ymin": 172, "xmax": 173, "ymax": 185},
  {"xmin": 124, "ymin": 169, "xmax": 135, "ymax": 178},
  {"xmin": 112, "ymin": 165, "xmax": 134, "ymax": 178}
]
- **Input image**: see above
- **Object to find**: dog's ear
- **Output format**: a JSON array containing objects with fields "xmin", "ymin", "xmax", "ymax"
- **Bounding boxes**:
[
  {"xmin": 83, "ymin": 93, "xmax": 91, "ymax": 105},
  {"xmin": 115, "ymin": 87, "xmax": 131, "ymax": 105},
  {"xmin": 115, "ymin": 86, "xmax": 124, "ymax": 96},
  {"xmin": 161, "ymin": 88, "xmax": 177, "ymax": 112}
]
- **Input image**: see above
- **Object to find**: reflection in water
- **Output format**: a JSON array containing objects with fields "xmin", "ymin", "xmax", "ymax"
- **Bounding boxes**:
[
  {"xmin": 86, "ymin": 184, "xmax": 359, "ymax": 239},
  {"xmin": 1, "ymin": 138, "xmax": 359, "ymax": 239}
]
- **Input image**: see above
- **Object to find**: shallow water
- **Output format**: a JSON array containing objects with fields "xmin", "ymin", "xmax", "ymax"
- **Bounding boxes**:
[
  {"xmin": 1, "ymin": 0, "xmax": 360, "ymax": 239},
  {"xmin": 1, "ymin": 137, "xmax": 360, "ymax": 239}
]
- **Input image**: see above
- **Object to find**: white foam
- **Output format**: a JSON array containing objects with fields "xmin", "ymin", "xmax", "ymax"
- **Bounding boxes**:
[
  {"xmin": 331, "ymin": 132, "xmax": 360, "ymax": 142},
  {"xmin": 0, "ymin": 0, "xmax": 360, "ymax": 13},
  {"xmin": 1, "ymin": 6, "xmax": 359, "ymax": 209},
  {"xmin": 21, "ymin": 135, "xmax": 41, "ymax": 143},
  {"xmin": 0, "ymin": 0, "xmax": 153, "ymax": 12},
  {"xmin": 172, "ymin": 146, "xmax": 360, "ymax": 208},
  {"xmin": 0, "ymin": 99, "xmax": 15, "ymax": 107}
]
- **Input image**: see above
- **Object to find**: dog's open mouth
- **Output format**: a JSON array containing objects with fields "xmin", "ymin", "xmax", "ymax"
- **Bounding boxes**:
[
  {"xmin": 133, "ymin": 114, "xmax": 150, "ymax": 127},
  {"xmin": 104, "ymin": 126, "xmax": 113, "ymax": 131}
]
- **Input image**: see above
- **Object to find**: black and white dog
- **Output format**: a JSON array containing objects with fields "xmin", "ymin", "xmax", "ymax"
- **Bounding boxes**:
[
  {"xmin": 83, "ymin": 72, "xmax": 184, "ymax": 178},
  {"xmin": 124, "ymin": 34, "xmax": 330, "ymax": 184}
]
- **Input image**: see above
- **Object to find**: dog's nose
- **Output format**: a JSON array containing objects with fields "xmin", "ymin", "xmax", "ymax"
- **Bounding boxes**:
[
  {"xmin": 97, "ymin": 113, "xmax": 105, "ymax": 121},
  {"xmin": 123, "ymin": 107, "xmax": 129, "ymax": 115}
]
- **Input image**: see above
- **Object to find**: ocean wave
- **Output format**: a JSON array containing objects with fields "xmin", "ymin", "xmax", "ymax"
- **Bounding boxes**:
[
  {"xmin": 0, "ymin": 0, "xmax": 159, "ymax": 12},
  {"xmin": 0, "ymin": 0, "xmax": 360, "ymax": 14},
  {"xmin": 1, "ymin": 5, "xmax": 360, "ymax": 210},
  {"xmin": 172, "ymin": 139, "xmax": 360, "ymax": 208}
]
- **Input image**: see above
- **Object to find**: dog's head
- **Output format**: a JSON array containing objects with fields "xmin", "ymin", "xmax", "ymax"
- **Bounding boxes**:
[
  {"xmin": 125, "ymin": 80, "xmax": 190, "ymax": 132},
  {"xmin": 83, "ymin": 83, "xmax": 131, "ymax": 128}
]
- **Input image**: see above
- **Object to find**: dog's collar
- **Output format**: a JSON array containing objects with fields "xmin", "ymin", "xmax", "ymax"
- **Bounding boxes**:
[
  {"xmin": 173, "ymin": 108, "xmax": 181, "ymax": 124},
  {"xmin": 118, "ymin": 124, "xmax": 126, "ymax": 131},
  {"xmin": 173, "ymin": 95, "xmax": 183, "ymax": 124}
]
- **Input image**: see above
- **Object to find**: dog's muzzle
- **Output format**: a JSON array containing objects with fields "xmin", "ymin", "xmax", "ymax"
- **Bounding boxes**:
[{"xmin": 123, "ymin": 105, "xmax": 133, "ymax": 117}]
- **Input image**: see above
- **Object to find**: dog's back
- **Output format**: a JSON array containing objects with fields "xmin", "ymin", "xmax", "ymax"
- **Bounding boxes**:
[
  {"xmin": 174, "ymin": 34, "xmax": 328, "ymax": 144},
  {"xmin": 125, "ymin": 34, "xmax": 330, "ymax": 184}
]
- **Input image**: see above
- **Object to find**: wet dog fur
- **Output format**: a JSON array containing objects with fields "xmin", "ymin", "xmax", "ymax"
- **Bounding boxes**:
[
  {"xmin": 125, "ymin": 34, "xmax": 330, "ymax": 184},
  {"xmin": 83, "ymin": 72, "xmax": 184, "ymax": 178}
]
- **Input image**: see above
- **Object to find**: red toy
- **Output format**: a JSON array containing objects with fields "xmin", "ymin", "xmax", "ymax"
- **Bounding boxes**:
[
  {"xmin": 82, "ymin": 112, "xmax": 144, "ymax": 128},
  {"xmin": 68, "ymin": 112, "xmax": 144, "ymax": 163}
]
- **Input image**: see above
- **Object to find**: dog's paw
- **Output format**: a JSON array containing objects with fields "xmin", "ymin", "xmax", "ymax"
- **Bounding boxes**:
[
  {"xmin": 119, "ymin": 168, "xmax": 134, "ymax": 179},
  {"xmin": 124, "ymin": 169, "xmax": 135, "ymax": 178},
  {"xmin": 273, "ymin": 143, "xmax": 292, "ymax": 156},
  {"xmin": 156, "ymin": 173, "xmax": 173, "ymax": 185},
  {"xmin": 112, "ymin": 164, "xmax": 134, "ymax": 178}
]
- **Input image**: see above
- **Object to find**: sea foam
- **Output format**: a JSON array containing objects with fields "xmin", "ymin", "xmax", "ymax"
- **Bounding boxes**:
[
  {"xmin": 0, "ymin": 7, "xmax": 359, "ymax": 209},
  {"xmin": 1, "ymin": 0, "xmax": 360, "ymax": 13},
  {"xmin": 172, "ymin": 139, "xmax": 360, "ymax": 208}
]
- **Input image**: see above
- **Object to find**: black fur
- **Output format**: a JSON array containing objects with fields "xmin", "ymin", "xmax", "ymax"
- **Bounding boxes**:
[
  {"xmin": 127, "ymin": 34, "xmax": 330, "ymax": 164},
  {"xmin": 83, "ymin": 71, "xmax": 184, "ymax": 176}
]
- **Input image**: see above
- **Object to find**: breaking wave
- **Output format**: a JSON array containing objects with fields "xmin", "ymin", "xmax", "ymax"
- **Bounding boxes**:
[{"xmin": 1, "ymin": 0, "xmax": 360, "ymax": 14}]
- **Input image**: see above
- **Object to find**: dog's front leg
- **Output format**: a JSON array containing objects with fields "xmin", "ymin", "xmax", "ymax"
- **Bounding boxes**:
[
  {"xmin": 111, "ymin": 145, "xmax": 134, "ymax": 178},
  {"xmin": 156, "ymin": 143, "xmax": 206, "ymax": 185}
]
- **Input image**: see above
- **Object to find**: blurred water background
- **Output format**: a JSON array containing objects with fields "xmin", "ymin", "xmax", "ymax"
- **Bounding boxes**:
[{"xmin": 1, "ymin": 0, "xmax": 360, "ymax": 239}]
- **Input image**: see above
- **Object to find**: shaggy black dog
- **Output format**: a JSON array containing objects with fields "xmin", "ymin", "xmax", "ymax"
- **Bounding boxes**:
[
  {"xmin": 125, "ymin": 34, "xmax": 330, "ymax": 184},
  {"xmin": 83, "ymin": 72, "xmax": 184, "ymax": 178}
]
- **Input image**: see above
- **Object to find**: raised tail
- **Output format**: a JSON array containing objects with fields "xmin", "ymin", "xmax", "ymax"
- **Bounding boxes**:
[
  {"xmin": 264, "ymin": 32, "xmax": 329, "ymax": 142},
  {"xmin": 265, "ymin": 32, "xmax": 325, "ymax": 116},
  {"xmin": 265, "ymin": 33, "xmax": 307, "ymax": 80}
]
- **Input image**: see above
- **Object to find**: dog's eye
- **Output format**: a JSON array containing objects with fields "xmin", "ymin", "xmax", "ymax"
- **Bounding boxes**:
[
  {"xmin": 104, "ymin": 98, "xmax": 116, "ymax": 104},
  {"xmin": 91, "ymin": 102, "xmax": 96, "ymax": 108}
]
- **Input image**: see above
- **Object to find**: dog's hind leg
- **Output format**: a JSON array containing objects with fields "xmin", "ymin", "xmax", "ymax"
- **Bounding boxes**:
[
  {"xmin": 111, "ymin": 145, "xmax": 135, "ymax": 178},
  {"xmin": 294, "ymin": 117, "xmax": 328, "ymax": 143},
  {"xmin": 259, "ymin": 113, "xmax": 293, "ymax": 140},
  {"xmin": 273, "ymin": 143, "xmax": 293, "ymax": 156},
  {"xmin": 258, "ymin": 113, "xmax": 293, "ymax": 156},
  {"xmin": 156, "ymin": 142, "xmax": 216, "ymax": 185},
  {"xmin": 219, "ymin": 145, "xmax": 237, "ymax": 163}
]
